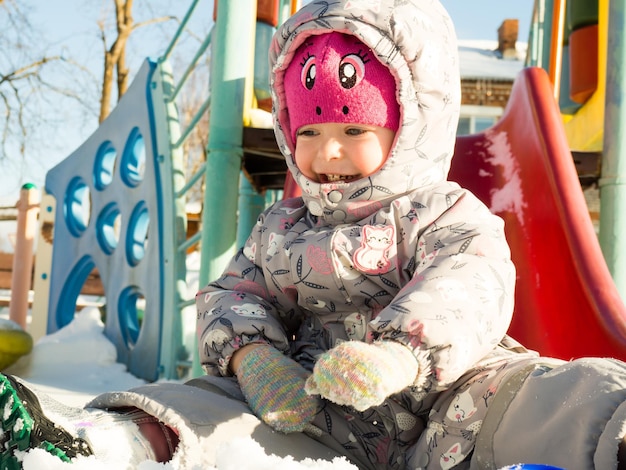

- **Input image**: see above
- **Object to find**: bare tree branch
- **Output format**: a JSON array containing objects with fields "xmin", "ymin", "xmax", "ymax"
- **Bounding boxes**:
[
  {"xmin": 133, "ymin": 15, "xmax": 177, "ymax": 31},
  {"xmin": 0, "ymin": 0, "xmax": 202, "ymax": 194},
  {"xmin": 0, "ymin": 56, "xmax": 62, "ymax": 85},
  {"xmin": 0, "ymin": 0, "xmax": 97, "ymax": 187},
  {"xmin": 98, "ymin": 0, "xmax": 177, "ymax": 123}
]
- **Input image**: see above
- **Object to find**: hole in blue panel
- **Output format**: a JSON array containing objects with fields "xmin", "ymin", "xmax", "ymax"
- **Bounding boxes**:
[
  {"xmin": 121, "ymin": 128, "xmax": 146, "ymax": 187},
  {"xmin": 126, "ymin": 202, "xmax": 149, "ymax": 266},
  {"xmin": 64, "ymin": 177, "xmax": 91, "ymax": 237},
  {"xmin": 57, "ymin": 256, "xmax": 96, "ymax": 329},
  {"xmin": 93, "ymin": 141, "xmax": 117, "ymax": 190},
  {"xmin": 96, "ymin": 203, "xmax": 121, "ymax": 255},
  {"xmin": 118, "ymin": 286, "xmax": 145, "ymax": 348}
]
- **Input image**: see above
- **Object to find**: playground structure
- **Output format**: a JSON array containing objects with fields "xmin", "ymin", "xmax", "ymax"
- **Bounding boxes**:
[
  {"xmin": 21, "ymin": 0, "xmax": 297, "ymax": 382},
  {"xmin": 3, "ymin": 0, "xmax": 626, "ymax": 381},
  {"xmin": 527, "ymin": 0, "xmax": 626, "ymax": 298}
]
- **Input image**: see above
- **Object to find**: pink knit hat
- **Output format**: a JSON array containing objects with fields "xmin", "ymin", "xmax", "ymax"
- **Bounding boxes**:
[{"xmin": 283, "ymin": 32, "xmax": 400, "ymax": 142}]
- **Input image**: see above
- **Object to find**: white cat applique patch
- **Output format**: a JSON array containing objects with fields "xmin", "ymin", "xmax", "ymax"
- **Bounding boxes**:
[{"xmin": 353, "ymin": 224, "xmax": 395, "ymax": 274}]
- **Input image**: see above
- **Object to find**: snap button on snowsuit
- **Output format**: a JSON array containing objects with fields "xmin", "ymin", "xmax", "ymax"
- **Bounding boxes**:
[{"xmin": 328, "ymin": 190, "xmax": 343, "ymax": 203}]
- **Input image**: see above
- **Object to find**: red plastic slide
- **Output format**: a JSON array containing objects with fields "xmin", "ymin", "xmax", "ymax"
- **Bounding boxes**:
[
  {"xmin": 449, "ymin": 67, "xmax": 626, "ymax": 360},
  {"xmin": 284, "ymin": 66, "xmax": 626, "ymax": 361}
]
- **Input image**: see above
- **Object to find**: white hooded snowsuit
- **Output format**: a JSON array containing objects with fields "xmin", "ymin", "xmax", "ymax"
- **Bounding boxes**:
[{"xmin": 195, "ymin": 0, "xmax": 532, "ymax": 466}]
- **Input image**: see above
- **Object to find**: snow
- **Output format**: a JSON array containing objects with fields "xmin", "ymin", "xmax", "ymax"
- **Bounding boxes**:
[
  {"xmin": 482, "ymin": 129, "xmax": 528, "ymax": 227},
  {"xmin": 458, "ymin": 40, "xmax": 527, "ymax": 80},
  {"xmin": 1, "ymin": 308, "xmax": 357, "ymax": 469}
]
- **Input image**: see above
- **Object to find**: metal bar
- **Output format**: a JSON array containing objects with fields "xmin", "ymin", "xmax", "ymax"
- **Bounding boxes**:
[
  {"xmin": 236, "ymin": 176, "xmax": 266, "ymax": 247},
  {"xmin": 178, "ymin": 298, "xmax": 196, "ymax": 309},
  {"xmin": 198, "ymin": 0, "xmax": 257, "ymax": 289},
  {"xmin": 193, "ymin": 0, "xmax": 257, "ymax": 377},
  {"xmin": 175, "ymin": 161, "xmax": 206, "ymax": 198},
  {"xmin": 173, "ymin": 95, "xmax": 211, "ymax": 149},
  {"xmin": 600, "ymin": 0, "xmax": 626, "ymax": 301},
  {"xmin": 548, "ymin": 0, "xmax": 566, "ymax": 98},
  {"xmin": 178, "ymin": 231, "xmax": 201, "ymax": 253},
  {"xmin": 161, "ymin": 0, "xmax": 201, "ymax": 62},
  {"xmin": 169, "ymin": 31, "xmax": 213, "ymax": 103}
]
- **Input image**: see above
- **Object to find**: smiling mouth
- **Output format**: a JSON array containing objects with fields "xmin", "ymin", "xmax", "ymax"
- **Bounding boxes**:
[{"xmin": 321, "ymin": 174, "xmax": 359, "ymax": 183}]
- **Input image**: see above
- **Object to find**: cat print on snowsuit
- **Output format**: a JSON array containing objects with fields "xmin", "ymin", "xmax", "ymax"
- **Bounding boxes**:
[{"xmin": 353, "ymin": 225, "xmax": 395, "ymax": 274}]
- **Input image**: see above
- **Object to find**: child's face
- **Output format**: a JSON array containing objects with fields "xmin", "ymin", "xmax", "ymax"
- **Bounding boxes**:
[{"xmin": 294, "ymin": 122, "xmax": 395, "ymax": 184}]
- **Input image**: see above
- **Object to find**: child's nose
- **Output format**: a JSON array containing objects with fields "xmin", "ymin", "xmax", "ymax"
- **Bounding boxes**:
[{"xmin": 318, "ymin": 138, "xmax": 342, "ymax": 161}]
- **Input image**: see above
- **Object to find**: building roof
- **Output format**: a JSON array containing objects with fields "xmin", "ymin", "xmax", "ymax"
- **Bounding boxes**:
[{"xmin": 458, "ymin": 40, "xmax": 527, "ymax": 81}]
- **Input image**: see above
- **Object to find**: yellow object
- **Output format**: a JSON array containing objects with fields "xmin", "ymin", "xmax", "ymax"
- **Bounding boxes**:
[
  {"xmin": 562, "ymin": 0, "xmax": 608, "ymax": 152},
  {"xmin": 243, "ymin": 2, "xmax": 258, "ymax": 128},
  {"xmin": 0, "ymin": 318, "xmax": 33, "ymax": 370}
]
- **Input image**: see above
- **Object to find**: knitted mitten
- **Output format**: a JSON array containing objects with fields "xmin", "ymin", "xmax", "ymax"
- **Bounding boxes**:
[
  {"xmin": 236, "ymin": 346, "xmax": 319, "ymax": 433},
  {"xmin": 305, "ymin": 341, "xmax": 419, "ymax": 411}
]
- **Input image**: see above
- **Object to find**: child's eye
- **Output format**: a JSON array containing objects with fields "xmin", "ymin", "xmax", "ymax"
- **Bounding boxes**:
[
  {"xmin": 345, "ymin": 128, "xmax": 366, "ymax": 136},
  {"xmin": 297, "ymin": 128, "xmax": 317, "ymax": 137}
]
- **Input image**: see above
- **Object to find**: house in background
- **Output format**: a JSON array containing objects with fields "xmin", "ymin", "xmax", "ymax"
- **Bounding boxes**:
[{"xmin": 457, "ymin": 19, "xmax": 526, "ymax": 134}]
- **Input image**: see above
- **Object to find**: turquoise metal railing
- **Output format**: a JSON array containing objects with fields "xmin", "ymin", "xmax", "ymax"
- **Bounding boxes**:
[
  {"xmin": 601, "ymin": 0, "xmax": 626, "ymax": 303},
  {"xmin": 157, "ymin": 0, "xmax": 283, "ymax": 376}
]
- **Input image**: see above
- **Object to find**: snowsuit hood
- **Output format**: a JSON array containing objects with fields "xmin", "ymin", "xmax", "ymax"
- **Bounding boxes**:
[{"xmin": 270, "ymin": 0, "xmax": 461, "ymax": 224}]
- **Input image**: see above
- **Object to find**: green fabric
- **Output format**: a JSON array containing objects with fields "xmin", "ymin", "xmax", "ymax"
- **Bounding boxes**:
[{"xmin": 0, "ymin": 373, "xmax": 92, "ymax": 469}]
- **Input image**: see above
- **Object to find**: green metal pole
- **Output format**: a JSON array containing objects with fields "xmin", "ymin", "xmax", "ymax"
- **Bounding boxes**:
[
  {"xmin": 253, "ymin": 21, "xmax": 274, "ymax": 107},
  {"xmin": 527, "ymin": 0, "xmax": 554, "ymax": 70},
  {"xmin": 278, "ymin": 0, "xmax": 293, "ymax": 25},
  {"xmin": 600, "ymin": 0, "xmax": 626, "ymax": 302},
  {"xmin": 236, "ymin": 20, "xmax": 275, "ymax": 247},
  {"xmin": 193, "ymin": 0, "xmax": 256, "ymax": 377},
  {"xmin": 237, "ymin": 177, "xmax": 266, "ymax": 247},
  {"xmin": 199, "ymin": 0, "xmax": 256, "ymax": 289}
]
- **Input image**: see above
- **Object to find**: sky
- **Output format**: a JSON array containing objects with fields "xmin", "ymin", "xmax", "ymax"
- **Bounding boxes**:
[{"xmin": 441, "ymin": 0, "xmax": 534, "ymax": 42}]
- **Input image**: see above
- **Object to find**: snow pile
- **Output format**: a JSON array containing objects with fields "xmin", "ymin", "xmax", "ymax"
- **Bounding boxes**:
[{"xmin": 18, "ymin": 439, "xmax": 356, "ymax": 470}]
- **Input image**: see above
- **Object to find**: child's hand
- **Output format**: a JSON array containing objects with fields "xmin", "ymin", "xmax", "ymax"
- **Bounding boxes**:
[
  {"xmin": 305, "ymin": 341, "xmax": 419, "ymax": 411},
  {"xmin": 235, "ymin": 344, "xmax": 319, "ymax": 433}
]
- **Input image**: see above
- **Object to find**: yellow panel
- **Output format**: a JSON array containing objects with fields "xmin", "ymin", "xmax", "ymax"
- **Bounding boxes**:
[{"xmin": 563, "ymin": 0, "xmax": 607, "ymax": 152}]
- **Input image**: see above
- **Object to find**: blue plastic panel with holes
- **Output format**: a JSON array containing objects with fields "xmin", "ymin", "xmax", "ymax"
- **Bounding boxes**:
[{"xmin": 44, "ymin": 60, "xmax": 165, "ymax": 381}]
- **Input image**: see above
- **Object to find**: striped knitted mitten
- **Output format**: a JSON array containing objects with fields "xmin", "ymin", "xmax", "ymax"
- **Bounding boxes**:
[
  {"xmin": 305, "ymin": 341, "xmax": 419, "ymax": 411},
  {"xmin": 236, "ymin": 346, "xmax": 319, "ymax": 433}
]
